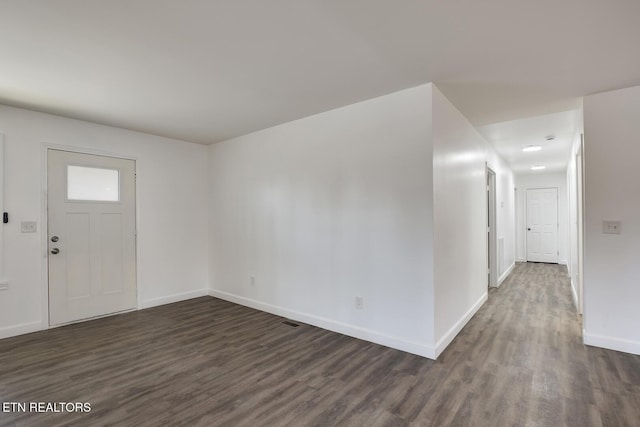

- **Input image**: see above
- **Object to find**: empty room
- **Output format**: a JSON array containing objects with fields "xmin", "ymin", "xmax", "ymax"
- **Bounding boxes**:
[{"xmin": 1, "ymin": 1, "xmax": 639, "ymax": 426}]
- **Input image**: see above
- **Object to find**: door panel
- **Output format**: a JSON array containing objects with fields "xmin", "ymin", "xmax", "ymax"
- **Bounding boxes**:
[
  {"xmin": 48, "ymin": 150, "xmax": 136, "ymax": 326},
  {"xmin": 526, "ymin": 188, "xmax": 558, "ymax": 263},
  {"xmin": 101, "ymin": 213, "xmax": 124, "ymax": 294},
  {"xmin": 66, "ymin": 212, "xmax": 91, "ymax": 299}
]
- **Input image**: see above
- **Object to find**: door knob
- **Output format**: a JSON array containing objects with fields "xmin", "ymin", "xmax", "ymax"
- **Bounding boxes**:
[
  {"xmin": 527, "ymin": 228, "xmax": 531, "ymax": 231},
  {"xmin": 51, "ymin": 236, "xmax": 59, "ymax": 242},
  {"xmin": 51, "ymin": 248, "xmax": 60, "ymax": 255}
]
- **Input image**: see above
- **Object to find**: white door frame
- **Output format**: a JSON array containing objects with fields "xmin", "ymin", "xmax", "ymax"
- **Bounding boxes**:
[
  {"xmin": 576, "ymin": 136, "xmax": 585, "ymax": 314},
  {"xmin": 40, "ymin": 143, "xmax": 141, "ymax": 330},
  {"xmin": 487, "ymin": 165, "xmax": 497, "ymax": 287},
  {"xmin": 524, "ymin": 187, "xmax": 559, "ymax": 263}
]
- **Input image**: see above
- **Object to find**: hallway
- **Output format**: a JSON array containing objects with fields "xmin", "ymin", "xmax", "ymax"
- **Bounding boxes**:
[
  {"xmin": 441, "ymin": 262, "xmax": 640, "ymax": 425},
  {"xmin": 0, "ymin": 263, "xmax": 638, "ymax": 426}
]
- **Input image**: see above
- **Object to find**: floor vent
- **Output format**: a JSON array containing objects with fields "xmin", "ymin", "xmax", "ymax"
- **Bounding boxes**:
[{"xmin": 282, "ymin": 320, "xmax": 300, "ymax": 327}]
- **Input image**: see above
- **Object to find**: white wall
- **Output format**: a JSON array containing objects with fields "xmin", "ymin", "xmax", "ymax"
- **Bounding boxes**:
[
  {"xmin": 0, "ymin": 105, "xmax": 209, "ymax": 338},
  {"xmin": 0, "ymin": 81, "xmax": 520, "ymax": 359},
  {"xmin": 208, "ymin": 84, "xmax": 517, "ymax": 359},
  {"xmin": 209, "ymin": 85, "xmax": 436, "ymax": 357},
  {"xmin": 515, "ymin": 173, "xmax": 568, "ymax": 264},
  {"xmin": 583, "ymin": 85, "xmax": 640, "ymax": 355},
  {"xmin": 496, "ymin": 160, "xmax": 517, "ymax": 282},
  {"xmin": 432, "ymin": 86, "xmax": 515, "ymax": 355}
]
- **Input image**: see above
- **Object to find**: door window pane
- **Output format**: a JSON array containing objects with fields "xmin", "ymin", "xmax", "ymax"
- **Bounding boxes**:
[{"xmin": 67, "ymin": 165, "xmax": 120, "ymax": 201}]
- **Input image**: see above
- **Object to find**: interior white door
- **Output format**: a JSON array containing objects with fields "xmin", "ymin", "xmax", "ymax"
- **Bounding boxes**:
[
  {"xmin": 48, "ymin": 150, "xmax": 136, "ymax": 326},
  {"xmin": 526, "ymin": 188, "xmax": 558, "ymax": 263}
]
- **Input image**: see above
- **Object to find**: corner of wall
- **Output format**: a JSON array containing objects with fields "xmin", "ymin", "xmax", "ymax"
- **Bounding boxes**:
[
  {"xmin": 434, "ymin": 291, "xmax": 487, "ymax": 358},
  {"xmin": 430, "ymin": 85, "xmax": 507, "ymax": 356},
  {"xmin": 207, "ymin": 85, "xmax": 437, "ymax": 359},
  {"xmin": 209, "ymin": 288, "xmax": 437, "ymax": 359}
]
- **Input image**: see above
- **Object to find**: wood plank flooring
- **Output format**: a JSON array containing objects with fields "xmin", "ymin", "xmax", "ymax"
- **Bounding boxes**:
[{"xmin": 1, "ymin": 262, "xmax": 639, "ymax": 426}]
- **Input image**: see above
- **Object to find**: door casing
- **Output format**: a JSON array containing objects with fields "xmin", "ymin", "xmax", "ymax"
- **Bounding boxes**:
[
  {"xmin": 487, "ymin": 165, "xmax": 497, "ymax": 287},
  {"xmin": 576, "ymin": 137, "xmax": 585, "ymax": 314}
]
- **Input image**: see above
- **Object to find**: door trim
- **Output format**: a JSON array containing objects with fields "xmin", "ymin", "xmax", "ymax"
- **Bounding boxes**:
[
  {"xmin": 40, "ymin": 143, "xmax": 140, "ymax": 330},
  {"xmin": 486, "ymin": 165, "xmax": 497, "ymax": 287},
  {"xmin": 576, "ymin": 136, "xmax": 585, "ymax": 314}
]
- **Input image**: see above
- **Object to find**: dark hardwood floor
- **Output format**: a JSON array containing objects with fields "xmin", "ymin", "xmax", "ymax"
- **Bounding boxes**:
[{"xmin": 1, "ymin": 263, "xmax": 639, "ymax": 426}]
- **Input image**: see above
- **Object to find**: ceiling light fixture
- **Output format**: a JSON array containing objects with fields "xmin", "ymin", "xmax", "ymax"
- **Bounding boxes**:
[
  {"xmin": 531, "ymin": 165, "xmax": 546, "ymax": 171},
  {"xmin": 522, "ymin": 145, "xmax": 542, "ymax": 152}
]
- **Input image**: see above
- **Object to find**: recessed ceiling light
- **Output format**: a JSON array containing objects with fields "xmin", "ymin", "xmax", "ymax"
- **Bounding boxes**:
[
  {"xmin": 522, "ymin": 145, "xmax": 542, "ymax": 152},
  {"xmin": 531, "ymin": 165, "xmax": 546, "ymax": 170}
]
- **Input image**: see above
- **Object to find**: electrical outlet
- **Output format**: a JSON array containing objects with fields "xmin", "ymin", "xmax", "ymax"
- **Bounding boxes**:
[
  {"xmin": 0, "ymin": 280, "xmax": 8, "ymax": 291},
  {"xmin": 355, "ymin": 296, "xmax": 363, "ymax": 309},
  {"xmin": 21, "ymin": 221, "xmax": 37, "ymax": 233},
  {"xmin": 250, "ymin": 276, "xmax": 256, "ymax": 286}
]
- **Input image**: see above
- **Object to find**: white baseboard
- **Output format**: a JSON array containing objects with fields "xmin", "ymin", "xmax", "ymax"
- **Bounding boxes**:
[
  {"xmin": 142, "ymin": 289, "xmax": 209, "ymax": 309},
  {"xmin": 570, "ymin": 278, "xmax": 579, "ymax": 311},
  {"xmin": 434, "ymin": 292, "xmax": 488, "ymax": 358},
  {"xmin": 208, "ymin": 289, "xmax": 436, "ymax": 359},
  {"xmin": 0, "ymin": 290, "xmax": 208, "ymax": 340},
  {"xmin": 584, "ymin": 331, "xmax": 640, "ymax": 356},
  {"xmin": 497, "ymin": 262, "xmax": 515, "ymax": 287},
  {"xmin": 0, "ymin": 321, "xmax": 42, "ymax": 339}
]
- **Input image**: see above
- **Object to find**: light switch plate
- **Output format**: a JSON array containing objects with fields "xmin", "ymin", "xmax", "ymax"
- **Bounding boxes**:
[
  {"xmin": 21, "ymin": 221, "xmax": 37, "ymax": 233},
  {"xmin": 603, "ymin": 220, "xmax": 621, "ymax": 234}
]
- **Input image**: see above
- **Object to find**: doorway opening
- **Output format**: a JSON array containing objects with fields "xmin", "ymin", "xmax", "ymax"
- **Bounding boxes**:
[
  {"xmin": 575, "ymin": 135, "xmax": 585, "ymax": 314},
  {"xmin": 487, "ymin": 166, "xmax": 497, "ymax": 287}
]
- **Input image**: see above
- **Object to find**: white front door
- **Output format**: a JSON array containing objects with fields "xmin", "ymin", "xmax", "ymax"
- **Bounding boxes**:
[
  {"xmin": 526, "ymin": 187, "xmax": 558, "ymax": 263},
  {"xmin": 48, "ymin": 150, "xmax": 137, "ymax": 326}
]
